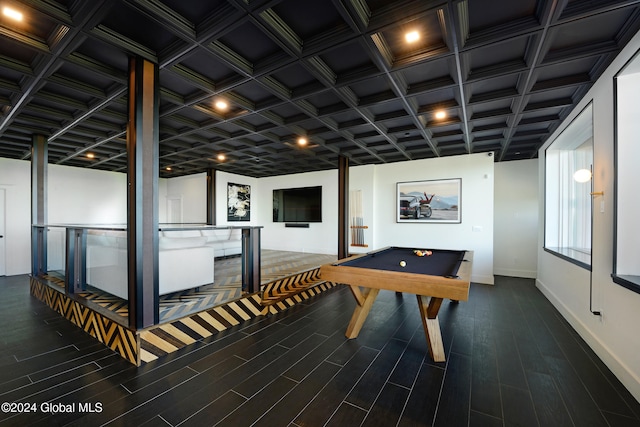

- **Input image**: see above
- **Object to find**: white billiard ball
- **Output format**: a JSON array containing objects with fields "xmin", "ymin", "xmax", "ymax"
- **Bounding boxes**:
[{"xmin": 399, "ymin": 260, "xmax": 406, "ymax": 267}]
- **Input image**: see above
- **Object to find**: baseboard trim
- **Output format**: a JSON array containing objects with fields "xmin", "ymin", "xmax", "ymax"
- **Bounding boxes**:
[
  {"xmin": 536, "ymin": 278, "xmax": 640, "ymax": 403},
  {"xmin": 493, "ymin": 268, "xmax": 536, "ymax": 279}
]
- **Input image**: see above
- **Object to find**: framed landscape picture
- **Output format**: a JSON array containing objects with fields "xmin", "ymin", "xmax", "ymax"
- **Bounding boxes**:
[
  {"xmin": 397, "ymin": 178, "xmax": 461, "ymax": 223},
  {"xmin": 227, "ymin": 183, "xmax": 251, "ymax": 221}
]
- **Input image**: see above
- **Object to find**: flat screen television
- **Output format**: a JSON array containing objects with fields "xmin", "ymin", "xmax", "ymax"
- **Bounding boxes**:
[{"xmin": 273, "ymin": 186, "xmax": 322, "ymax": 223}]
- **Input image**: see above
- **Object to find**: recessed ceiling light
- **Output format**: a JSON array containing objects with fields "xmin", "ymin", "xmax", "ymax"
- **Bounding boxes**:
[
  {"xmin": 3, "ymin": 7, "xmax": 23, "ymax": 21},
  {"xmin": 405, "ymin": 31, "xmax": 419, "ymax": 43},
  {"xmin": 298, "ymin": 137, "xmax": 307, "ymax": 146},
  {"xmin": 166, "ymin": 166, "xmax": 172, "ymax": 171},
  {"xmin": 215, "ymin": 100, "xmax": 228, "ymax": 110},
  {"xmin": 86, "ymin": 153, "xmax": 95, "ymax": 159},
  {"xmin": 217, "ymin": 153, "xmax": 226, "ymax": 161},
  {"xmin": 435, "ymin": 110, "xmax": 447, "ymax": 120}
]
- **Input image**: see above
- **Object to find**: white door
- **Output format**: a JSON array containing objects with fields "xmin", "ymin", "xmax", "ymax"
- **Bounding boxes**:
[{"xmin": 0, "ymin": 188, "xmax": 5, "ymax": 276}]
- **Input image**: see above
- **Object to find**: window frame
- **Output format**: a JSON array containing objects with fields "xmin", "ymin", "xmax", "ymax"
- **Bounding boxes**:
[
  {"xmin": 543, "ymin": 102, "xmax": 594, "ymax": 271},
  {"xmin": 612, "ymin": 52, "xmax": 640, "ymax": 295}
]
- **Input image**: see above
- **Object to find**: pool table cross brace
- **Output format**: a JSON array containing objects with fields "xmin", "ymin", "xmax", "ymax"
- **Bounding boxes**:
[
  {"xmin": 417, "ymin": 295, "xmax": 445, "ymax": 362},
  {"xmin": 346, "ymin": 285, "xmax": 448, "ymax": 362},
  {"xmin": 345, "ymin": 286, "xmax": 379, "ymax": 339}
]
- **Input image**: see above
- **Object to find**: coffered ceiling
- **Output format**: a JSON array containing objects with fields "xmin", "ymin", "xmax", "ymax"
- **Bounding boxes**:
[{"xmin": 1, "ymin": 0, "xmax": 639, "ymax": 178}]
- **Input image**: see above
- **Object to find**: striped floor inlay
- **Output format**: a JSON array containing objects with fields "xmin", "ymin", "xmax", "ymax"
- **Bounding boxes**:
[
  {"xmin": 30, "ymin": 277, "xmax": 140, "ymax": 365},
  {"xmin": 31, "ymin": 250, "xmax": 339, "ymax": 365},
  {"xmin": 138, "ymin": 276, "xmax": 338, "ymax": 363}
]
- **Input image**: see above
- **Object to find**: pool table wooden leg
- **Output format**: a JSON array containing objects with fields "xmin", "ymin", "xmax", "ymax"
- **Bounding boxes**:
[
  {"xmin": 345, "ymin": 286, "xmax": 380, "ymax": 339},
  {"xmin": 417, "ymin": 295, "xmax": 445, "ymax": 362}
]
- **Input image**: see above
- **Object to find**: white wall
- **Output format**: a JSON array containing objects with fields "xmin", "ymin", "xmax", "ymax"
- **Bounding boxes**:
[
  {"xmin": 48, "ymin": 164, "xmax": 128, "ymax": 224},
  {"xmin": 494, "ymin": 159, "xmax": 538, "ymax": 278},
  {"xmin": 2, "ymin": 153, "xmax": 497, "ymax": 283},
  {"xmin": 348, "ymin": 164, "xmax": 376, "ymax": 253},
  {"xmin": 364, "ymin": 153, "xmax": 495, "ymax": 284},
  {"xmin": 537, "ymin": 29, "xmax": 640, "ymax": 402},
  {"xmin": 0, "ymin": 159, "xmax": 169, "ymax": 275},
  {"xmin": 248, "ymin": 153, "xmax": 495, "ymax": 283},
  {"xmin": 214, "ymin": 171, "xmax": 260, "ymax": 227},
  {"xmin": 0, "ymin": 158, "xmax": 32, "ymax": 275},
  {"xmin": 258, "ymin": 169, "xmax": 338, "ymax": 254},
  {"xmin": 165, "ymin": 172, "xmax": 207, "ymax": 224}
]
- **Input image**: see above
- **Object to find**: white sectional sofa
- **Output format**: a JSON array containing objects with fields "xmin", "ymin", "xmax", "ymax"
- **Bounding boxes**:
[
  {"xmin": 86, "ymin": 228, "xmax": 237, "ymax": 300},
  {"xmin": 200, "ymin": 227, "xmax": 242, "ymax": 258}
]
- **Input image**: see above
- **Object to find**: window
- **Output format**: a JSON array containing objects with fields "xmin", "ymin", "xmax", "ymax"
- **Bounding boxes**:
[
  {"xmin": 613, "ymin": 52, "xmax": 640, "ymax": 294},
  {"xmin": 544, "ymin": 103, "xmax": 593, "ymax": 268}
]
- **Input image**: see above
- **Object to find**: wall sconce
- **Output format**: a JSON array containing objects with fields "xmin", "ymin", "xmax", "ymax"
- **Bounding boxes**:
[
  {"xmin": 574, "ymin": 167, "xmax": 604, "ymax": 196},
  {"xmin": 573, "ymin": 168, "xmax": 592, "ymax": 183}
]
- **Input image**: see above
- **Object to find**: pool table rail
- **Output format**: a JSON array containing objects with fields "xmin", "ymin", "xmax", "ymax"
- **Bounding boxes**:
[{"xmin": 321, "ymin": 249, "xmax": 473, "ymax": 301}]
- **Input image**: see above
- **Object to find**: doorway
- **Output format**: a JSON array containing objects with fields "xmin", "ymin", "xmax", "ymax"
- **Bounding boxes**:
[{"xmin": 0, "ymin": 188, "xmax": 5, "ymax": 276}]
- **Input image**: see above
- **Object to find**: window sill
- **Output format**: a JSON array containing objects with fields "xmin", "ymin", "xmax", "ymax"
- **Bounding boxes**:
[
  {"xmin": 612, "ymin": 274, "xmax": 640, "ymax": 295},
  {"xmin": 544, "ymin": 247, "xmax": 591, "ymax": 270}
]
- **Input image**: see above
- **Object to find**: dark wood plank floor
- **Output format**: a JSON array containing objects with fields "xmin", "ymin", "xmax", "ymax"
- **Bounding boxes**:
[{"xmin": 1, "ymin": 274, "xmax": 639, "ymax": 426}]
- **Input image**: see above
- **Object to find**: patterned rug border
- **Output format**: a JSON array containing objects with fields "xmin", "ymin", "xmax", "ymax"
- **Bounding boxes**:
[{"xmin": 30, "ymin": 271, "xmax": 337, "ymax": 365}]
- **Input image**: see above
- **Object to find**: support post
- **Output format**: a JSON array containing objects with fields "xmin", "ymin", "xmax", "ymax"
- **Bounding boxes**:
[
  {"xmin": 31, "ymin": 135, "xmax": 48, "ymax": 277},
  {"xmin": 338, "ymin": 156, "xmax": 349, "ymax": 259},
  {"xmin": 206, "ymin": 168, "xmax": 216, "ymax": 225},
  {"xmin": 241, "ymin": 227, "xmax": 261, "ymax": 293},
  {"xmin": 127, "ymin": 56, "xmax": 160, "ymax": 329}
]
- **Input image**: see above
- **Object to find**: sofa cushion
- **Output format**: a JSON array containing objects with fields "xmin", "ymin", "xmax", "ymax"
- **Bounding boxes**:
[
  {"xmin": 162, "ymin": 230, "xmax": 202, "ymax": 238},
  {"xmin": 159, "ymin": 236, "xmax": 207, "ymax": 250},
  {"xmin": 201, "ymin": 229, "xmax": 231, "ymax": 242}
]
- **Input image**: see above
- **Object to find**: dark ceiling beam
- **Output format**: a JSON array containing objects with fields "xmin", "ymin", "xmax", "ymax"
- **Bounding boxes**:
[
  {"xmin": 49, "ymin": 87, "xmax": 126, "ymax": 142},
  {"xmin": 90, "ymin": 25, "xmax": 158, "ymax": 63},
  {"xmin": 500, "ymin": 0, "xmax": 563, "ymax": 161},
  {"xmin": 124, "ymin": 0, "xmax": 196, "ymax": 41},
  {"xmin": 0, "ymin": 1, "xmax": 113, "ymax": 136},
  {"xmin": 55, "ymin": 130, "xmax": 125, "ymax": 164},
  {"xmin": 558, "ymin": 0, "xmax": 640, "ymax": 22},
  {"xmin": 346, "ymin": 0, "xmax": 441, "ymax": 159}
]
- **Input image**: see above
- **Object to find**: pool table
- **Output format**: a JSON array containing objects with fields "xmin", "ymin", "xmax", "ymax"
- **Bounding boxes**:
[{"xmin": 320, "ymin": 246, "xmax": 473, "ymax": 362}]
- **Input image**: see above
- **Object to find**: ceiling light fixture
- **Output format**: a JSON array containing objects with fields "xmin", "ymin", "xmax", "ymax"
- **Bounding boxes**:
[
  {"xmin": 298, "ymin": 137, "xmax": 307, "ymax": 146},
  {"xmin": 86, "ymin": 153, "xmax": 95, "ymax": 159},
  {"xmin": 434, "ymin": 110, "xmax": 446, "ymax": 120},
  {"xmin": 166, "ymin": 166, "xmax": 172, "ymax": 171},
  {"xmin": 215, "ymin": 100, "xmax": 228, "ymax": 111},
  {"xmin": 405, "ymin": 31, "xmax": 419, "ymax": 43},
  {"xmin": 217, "ymin": 153, "xmax": 226, "ymax": 161},
  {"xmin": 2, "ymin": 6, "xmax": 23, "ymax": 21}
]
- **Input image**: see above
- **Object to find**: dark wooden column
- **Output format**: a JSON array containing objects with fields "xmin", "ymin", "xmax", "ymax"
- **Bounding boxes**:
[
  {"xmin": 206, "ymin": 168, "xmax": 216, "ymax": 225},
  {"xmin": 31, "ymin": 134, "xmax": 48, "ymax": 276},
  {"xmin": 338, "ymin": 156, "xmax": 349, "ymax": 259},
  {"xmin": 241, "ymin": 227, "xmax": 261, "ymax": 293},
  {"xmin": 127, "ymin": 56, "xmax": 160, "ymax": 329}
]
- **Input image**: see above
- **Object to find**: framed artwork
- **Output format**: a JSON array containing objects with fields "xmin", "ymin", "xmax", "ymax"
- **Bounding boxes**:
[
  {"xmin": 227, "ymin": 183, "xmax": 251, "ymax": 221},
  {"xmin": 397, "ymin": 178, "xmax": 461, "ymax": 223}
]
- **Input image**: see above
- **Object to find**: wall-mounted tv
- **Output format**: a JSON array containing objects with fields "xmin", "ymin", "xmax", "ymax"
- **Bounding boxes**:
[{"xmin": 273, "ymin": 186, "xmax": 322, "ymax": 223}]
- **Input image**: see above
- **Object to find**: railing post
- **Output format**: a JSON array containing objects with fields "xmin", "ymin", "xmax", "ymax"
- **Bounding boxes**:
[
  {"xmin": 65, "ymin": 227, "xmax": 86, "ymax": 294},
  {"xmin": 31, "ymin": 225, "xmax": 47, "ymax": 277}
]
